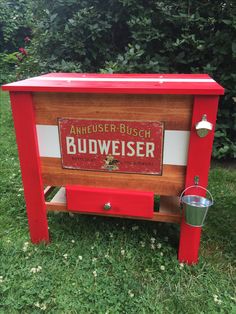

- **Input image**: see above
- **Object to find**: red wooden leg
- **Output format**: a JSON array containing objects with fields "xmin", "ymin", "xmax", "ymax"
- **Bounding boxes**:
[
  {"xmin": 178, "ymin": 95, "xmax": 219, "ymax": 264},
  {"xmin": 10, "ymin": 92, "xmax": 49, "ymax": 243},
  {"xmin": 178, "ymin": 218, "xmax": 201, "ymax": 264}
]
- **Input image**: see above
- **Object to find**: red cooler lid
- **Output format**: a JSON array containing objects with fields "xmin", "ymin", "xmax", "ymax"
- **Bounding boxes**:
[{"xmin": 2, "ymin": 73, "xmax": 224, "ymax": 95}]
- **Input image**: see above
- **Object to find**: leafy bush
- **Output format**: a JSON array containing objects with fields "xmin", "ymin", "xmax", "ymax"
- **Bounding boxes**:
[
  {"xmin": 0, "ymin": 0, "xmax": 32, "ymax": 83},
  {"xmin": 1, "ymin": 0, "xmax": 236, "ymax": 158}
]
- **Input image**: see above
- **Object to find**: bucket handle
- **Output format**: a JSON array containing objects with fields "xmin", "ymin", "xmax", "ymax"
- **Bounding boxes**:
[{"xmin": 180, "ymin": 185, "xmax": 214, "ymax": 205}]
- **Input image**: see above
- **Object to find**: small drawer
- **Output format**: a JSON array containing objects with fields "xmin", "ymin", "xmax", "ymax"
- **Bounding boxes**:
[{"xmin": 66, "ymin": 185, "xmax": 154, "ymax": 219}]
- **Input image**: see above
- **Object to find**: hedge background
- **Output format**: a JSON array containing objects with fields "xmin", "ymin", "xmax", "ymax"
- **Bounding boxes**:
[{"xmin": 0, "ymin": 0, "xmax": 235, "ymax": 159}]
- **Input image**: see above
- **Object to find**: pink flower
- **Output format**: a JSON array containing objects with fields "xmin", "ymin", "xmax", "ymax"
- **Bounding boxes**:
[
  {"xmin": 24, "ymin": 36, "xmax": 30, "ymax": 43},
  {"xmin": 19, "ymin": 47, "xmax": 27, "ymax": 55}
]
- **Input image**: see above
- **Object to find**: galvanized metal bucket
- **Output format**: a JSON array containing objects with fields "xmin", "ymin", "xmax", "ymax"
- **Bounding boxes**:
[{"xmin": 180, "ymin": 185, "xmax": 213, "ymax": 227}]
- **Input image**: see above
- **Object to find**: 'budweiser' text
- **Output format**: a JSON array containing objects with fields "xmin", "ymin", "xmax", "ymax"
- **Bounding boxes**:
[{"xmin": 66, "ymin": 137, "xmax": 155, "ymax": 157}]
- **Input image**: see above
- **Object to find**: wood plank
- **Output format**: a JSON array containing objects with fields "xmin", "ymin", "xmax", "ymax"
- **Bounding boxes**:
[
  {"xmin": 40, "ymin": 157, "xmax": 186, "ymax": 196},
  {"xmin": 46, "ymin": 206, "xmax": 181, "ymax": 223},
  {"xmin": 33, "ymin": 93, "xmax": 193, "ymax": 131},
  {"xmin": 159, "ymin": 196, "xmax": 180, "ymax": 214}
]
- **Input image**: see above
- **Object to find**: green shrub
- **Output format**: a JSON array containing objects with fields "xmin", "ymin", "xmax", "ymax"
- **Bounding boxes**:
[
  {"xmin": 2, "ymin": 0, "xmax": 236, "ymax": 158},
  {"xmin": 0, "ymin": 0, "xmax": 32, "ymax": 83},
  {"xmin": 0, "ymin": 52, "xmax": 18, "ymax": 83}
]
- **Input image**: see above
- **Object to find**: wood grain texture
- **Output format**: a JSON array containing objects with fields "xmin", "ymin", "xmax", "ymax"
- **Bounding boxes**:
[
  {"xmin": 46, "ymin": 204, "xmax": 181, "ymax": 223},
  {"xmin": 159, "ymin": 196, "xmax": 180, "ymax": 214},
  {"xmin": 40, "ymin": 157, "xmax": 186, "ymax": 196},
  {"xmin": 33, "ymin": 93, "xmax": 193, "ymax": 131}
]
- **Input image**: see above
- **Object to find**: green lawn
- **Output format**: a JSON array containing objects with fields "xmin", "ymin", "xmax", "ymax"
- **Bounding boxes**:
[{"xmin": 0, "ymin": 90, "xmax": 235, "ymax": 313}]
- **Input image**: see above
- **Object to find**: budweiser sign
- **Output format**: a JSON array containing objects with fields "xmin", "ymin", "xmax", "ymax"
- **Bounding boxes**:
[{"xmin": 58, "ymin": 118, "xmax": 164, "ymax": 175}]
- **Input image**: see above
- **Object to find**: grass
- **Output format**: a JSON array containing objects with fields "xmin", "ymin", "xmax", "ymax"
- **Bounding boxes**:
[{"xmin": 0, "ymin": 90, "xmax": 235, "ymax": 313}]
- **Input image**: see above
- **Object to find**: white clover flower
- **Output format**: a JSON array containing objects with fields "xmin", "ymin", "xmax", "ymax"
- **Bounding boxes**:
[
  {"xmin": 109, "ymin": 233, "xmax": 113, "ymax": 238},
  {"xmin": 213, "ymin": 295, "xmax": 222, "ymax": 305},
  {"xmin": 160, "ymin": 265, "xmax": 165, "ymax": 271},
  {"xmin": 40, "ymin": 304, "xmax": 47, "ymax": 310},
  {"xmin": 230, "ymin": 296, "xmax": 236, "ymax": 302},
  {"xmin": 92, "ymin": 257, "xmax": 97, "ymax": 262},
  {"xmin": 78, "ymin": 255, "xmax": 83, "ymax": 261},
  {"xmin": 150, "ymin": 237, "xmax": 156, "ymax": 243},
  {"xmin": 160, "ymin": 252, "xmax": 164, "ymax": 256},
  {"xmin": 63, "ymin": 254, "xmax": 68, "ymax": 259},
  {"xmin": 132, "ymin": 225, "xmax": 139, "ymax": 231},
  {"xmin": 34, "ymin": 302, "xmax": 40, "ymax": 308},
  {"xmin": 105, "ymin": 254, "xmax": 109, "ymax": 258},
  {"xmin": 121, "ymin": 249, "xmax": 125, "ymax": 256},
  {"xmin": 0, "ymin": 276, "xmax": 4, "ymax": 283},
  {"xmin": 128, "ymin": 290, "xmax": 134, "ymax": 298},
  {"xmin": 71, "ymin": 240, "xmax": 75, "ymax": 243},
  {"xmin": 91, "ymin": 246, "xmax": 94, "ymax": 250},
  {"xmin": 93, "ymin": 270, "xmax": 97, "ymax": 277},
  {"xmin": 30, "ymin": 266, "xmax": 42, "ymax": 273},
  {"xmin": 140, "ymin": 241, "xmax": 145, "ymax": 247},
  {"xmin": 179, "ymin": 263, "xmax": 184, "ymax": 269},
  {"xmin": 34, "ymin": 302, "xmax": 46, "ymax": 310},
  {"xmin": 214, "ymin": 298, "xmax": 222, "ymax": 304},
  {"xmin": 157, "ymin": 243, "xmax": 162, "ymax": 249},
  {"xmin": 150, "ymin": 244, "xmax": 155, "ymax": 250},
  {"xmin": 23, "ymin": 242, "xmax": 29, "ymax": 252}
]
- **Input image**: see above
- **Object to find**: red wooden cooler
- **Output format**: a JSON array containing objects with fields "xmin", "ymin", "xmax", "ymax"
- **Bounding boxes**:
[{"xmin": 2, "ymin": 73, "xmax": 224, "ymax": 264}]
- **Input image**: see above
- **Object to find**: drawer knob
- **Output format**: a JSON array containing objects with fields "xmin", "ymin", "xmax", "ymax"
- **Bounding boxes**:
[{"xmin": 104, "ymin": 202, "xmax": 112, "ymax": 210}]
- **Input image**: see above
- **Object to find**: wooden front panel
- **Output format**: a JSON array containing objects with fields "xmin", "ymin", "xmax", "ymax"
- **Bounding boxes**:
[
  {"xmin": 33, "ymin": 93, "xmax": 193, "ymax": 130},
  {"xmin": 33, "ymin": 93, "xmax": 192, "ymax": 195},
  {"xmin": 41, "ymin": 158, "xmax": 186, "ymax": 196}
]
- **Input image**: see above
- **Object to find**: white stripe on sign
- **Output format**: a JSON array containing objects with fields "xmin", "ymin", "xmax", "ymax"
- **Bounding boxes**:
[
  {"xmin": 32, "ymin": 77, "xmax": 215, "ymax": 83},
  {"xmin": 36, "ymin": 125, "xmax": 190, "ymax": 166}
]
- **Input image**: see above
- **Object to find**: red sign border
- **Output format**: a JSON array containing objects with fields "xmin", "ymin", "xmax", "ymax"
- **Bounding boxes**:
[{"xmin": 58, "ymin": 118, "xmax": 165, "ymax": 176}]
